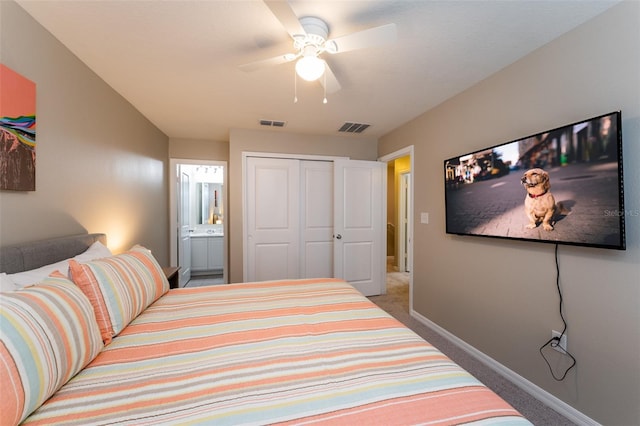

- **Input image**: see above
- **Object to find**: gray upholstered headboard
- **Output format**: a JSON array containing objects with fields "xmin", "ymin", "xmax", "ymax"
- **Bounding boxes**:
[{"xmin": 0, "ymin": 233, "xmax": 107, "ymax": 274}]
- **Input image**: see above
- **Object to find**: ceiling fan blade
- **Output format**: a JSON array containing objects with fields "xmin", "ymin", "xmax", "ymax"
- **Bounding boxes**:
[
  {"xmin": 264, "ymin": 0, "xmax": 306, "ymax": 38},
  {"xmin": 239, "ymin": 53, "xmax": 294, "ymax": 72},
  {"xmin": 320, "ymin": 62, "xmax": 341, "ymax": 94},
  {"xmin": 328, "ymin": 23, "xmax": 397, "ymax": 54}
]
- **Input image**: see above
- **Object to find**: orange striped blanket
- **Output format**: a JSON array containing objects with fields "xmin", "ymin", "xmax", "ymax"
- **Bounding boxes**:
[{"xmin": 23, "ymin": 278, "xmax": 531, "ymax": 425}]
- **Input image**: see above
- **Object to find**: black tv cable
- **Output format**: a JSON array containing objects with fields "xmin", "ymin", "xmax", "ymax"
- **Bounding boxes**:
[{"xmin": 539, "ymin": 244, "xmax": 577, "ymax": 381}]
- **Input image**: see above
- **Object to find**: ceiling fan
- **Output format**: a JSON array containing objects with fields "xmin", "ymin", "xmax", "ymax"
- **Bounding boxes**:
[{"xmin": 239, "ymin": 0, "xmax": 397, "ymax": 95}]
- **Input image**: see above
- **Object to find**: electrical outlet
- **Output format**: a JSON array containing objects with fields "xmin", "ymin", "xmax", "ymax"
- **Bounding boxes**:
[{"xmin": 551, "ymin": 330, "xmax": 568, "ymax": 353}]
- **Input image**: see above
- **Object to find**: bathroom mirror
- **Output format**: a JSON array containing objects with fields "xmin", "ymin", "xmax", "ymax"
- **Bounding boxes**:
[{"xmin": 196, "ymin": 182, "xmax": 223, "ymax": 224}]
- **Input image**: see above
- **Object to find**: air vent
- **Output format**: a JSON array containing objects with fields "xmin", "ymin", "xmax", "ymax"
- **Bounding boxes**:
[
  {"xmin": 259, "ymin": 119, "xmax": 286, "ymax": 128},
  {"xmin": 338, "ymin": 122, "xmax": 370, "ymax": 133}
]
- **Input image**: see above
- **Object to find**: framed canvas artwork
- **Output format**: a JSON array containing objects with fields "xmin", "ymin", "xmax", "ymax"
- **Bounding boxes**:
[{"xmin": 1, "ymin": 64, "xmax": 36, "ymax": 191}]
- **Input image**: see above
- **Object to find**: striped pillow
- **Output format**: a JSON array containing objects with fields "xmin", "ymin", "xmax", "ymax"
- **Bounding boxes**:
[
  {"xmin": 69, "ymin": 245, "xmax": 169, "ymax": 344},
  {"xmin": 0, "ymin": 273, "xmax": 103, "ymax": 425}
]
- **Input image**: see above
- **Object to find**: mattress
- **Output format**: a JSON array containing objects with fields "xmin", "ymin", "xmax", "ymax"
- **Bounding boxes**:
[{"xmin": 23, "ymin": 278, "xmax": 531, "ymax": 425}]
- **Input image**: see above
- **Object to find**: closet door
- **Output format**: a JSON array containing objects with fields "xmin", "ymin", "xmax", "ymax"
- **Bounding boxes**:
[
  {"xmin": 300, "ymin": 160, "xmax": 334, "ymax": 278},
  {"xmin": 246, "ymin": 157, "xmax": 300, "ymax": 282},
  {"xmin": 245, "ymin": 156, "xmax": 385, "ymax": 296},
  {"xmin": 333, "ymin": 159, "xmax": 386, "ymax": 296}
]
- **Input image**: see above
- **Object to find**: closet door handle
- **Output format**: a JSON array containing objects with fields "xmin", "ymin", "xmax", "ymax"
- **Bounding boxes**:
[{"xmin": 335, "ymin": 234, "xmax": 342, "ymax": 239}]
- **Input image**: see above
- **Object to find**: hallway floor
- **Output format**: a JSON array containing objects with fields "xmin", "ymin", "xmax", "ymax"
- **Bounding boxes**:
[{"xmin": 185, "ymin": 274, "xmax": 224, "ymax": 287}]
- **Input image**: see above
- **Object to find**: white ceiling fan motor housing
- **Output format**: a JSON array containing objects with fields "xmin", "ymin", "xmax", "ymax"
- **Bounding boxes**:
[{"xmin": 294, "ymin": 16, "xmax": 329, "ymax": 50}]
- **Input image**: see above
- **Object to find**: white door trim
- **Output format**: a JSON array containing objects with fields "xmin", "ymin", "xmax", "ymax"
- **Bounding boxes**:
[
  {"xmin": 378, "ymin": 146, "xmax": 414, "ymax": 312},
  {"xmin": 399, "ymin": 171, "xmax": 411, "ymax": 272}
]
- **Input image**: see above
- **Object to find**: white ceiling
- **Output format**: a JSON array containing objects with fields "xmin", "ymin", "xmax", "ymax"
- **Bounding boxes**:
[{"xmin": 16, "ymin": 0, "xmax": 618, "ymax": 141}]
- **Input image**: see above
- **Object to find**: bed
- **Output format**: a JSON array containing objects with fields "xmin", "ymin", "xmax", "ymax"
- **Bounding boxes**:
[{"xmin": 1, "ymin": 234, "xmax": 532, "ymax": 425}]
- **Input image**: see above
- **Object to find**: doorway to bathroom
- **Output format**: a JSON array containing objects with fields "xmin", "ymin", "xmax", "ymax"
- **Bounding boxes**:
[{"xmin": 169, "ymin": 158, "xmax": 227, "ymax": 287}]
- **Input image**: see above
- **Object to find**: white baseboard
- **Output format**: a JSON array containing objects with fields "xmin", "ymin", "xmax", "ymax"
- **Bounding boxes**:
[{"xmin": 410, "ymin": 309, "xmax": 600, "ymax": 426}]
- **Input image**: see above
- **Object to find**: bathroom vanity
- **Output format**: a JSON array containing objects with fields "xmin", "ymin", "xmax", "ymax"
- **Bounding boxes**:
[{"xmin": 190, "ymin": 231, "xmax": 223, "ymax": 274}]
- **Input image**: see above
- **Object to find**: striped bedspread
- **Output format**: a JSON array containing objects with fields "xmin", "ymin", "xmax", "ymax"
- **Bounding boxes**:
[{"xmin": 24, "ymin": 278, "xmax": 531, "ymax": 425}]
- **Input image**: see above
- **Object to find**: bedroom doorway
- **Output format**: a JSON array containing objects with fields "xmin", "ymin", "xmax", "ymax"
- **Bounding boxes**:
[
  {"xmin": 169, "ymin": 159, "xmax": 228, "ymax": 287},
  {"xmin": 379, "ymin": 147, "xmax": 413, "ymax": 312}
]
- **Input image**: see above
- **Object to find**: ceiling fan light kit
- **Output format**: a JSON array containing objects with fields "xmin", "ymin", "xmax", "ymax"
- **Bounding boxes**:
[
  {"xmin": 292, "ymin": 17, "xmax": 328, "ymax": 82},
  {"xmin": 295, "ymin": 54, "xmax": 325, "ymax": 81}
]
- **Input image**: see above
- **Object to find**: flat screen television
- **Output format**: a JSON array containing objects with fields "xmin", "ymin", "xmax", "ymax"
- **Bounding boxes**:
[{"xmin": 444, "ymin": 111, "xmax": 625, "ymax": 250}]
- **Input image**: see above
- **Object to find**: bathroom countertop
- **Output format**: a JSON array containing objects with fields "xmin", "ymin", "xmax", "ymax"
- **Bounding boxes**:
[{"xmin": 190, "ymin": 232, "xmax": 223, "ymax": 238}]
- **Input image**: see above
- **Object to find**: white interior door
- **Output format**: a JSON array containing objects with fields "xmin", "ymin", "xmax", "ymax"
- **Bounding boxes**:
[
  {"xmin": 300, "ymin": 160, "xmax": 334, "ymax": 278},
  {"xmin": 178, "ymin": 167, "xmax": 191, "ymax": 286},
  {"xmin": 246, "ymin": 157, "xmax": 300, "ymax": 282},
  {"xmin": 333, "ymin": 159, "xmax": 386, "ymax": 296}
]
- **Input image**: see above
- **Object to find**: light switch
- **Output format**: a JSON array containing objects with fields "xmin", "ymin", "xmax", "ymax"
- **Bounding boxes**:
[{"xmin": 420, "ymin": 212, "xmax": 429, "ymax": 224}]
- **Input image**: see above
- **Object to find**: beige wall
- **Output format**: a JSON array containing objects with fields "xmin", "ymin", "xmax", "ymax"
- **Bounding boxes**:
[
  {"xmin": 228, "ymin": 128, "xmax": 377, "ymax": 282},
  {"xmin": 0, "ymin": 2, "xmax": 170, "ymax": 263},
  {"xmin": 379, "ymin": 2, "xmax": 639, "ymax": 424},
  {"xmin": 169, "ymin": 138, "xmax": 229, "ymax": 162}
]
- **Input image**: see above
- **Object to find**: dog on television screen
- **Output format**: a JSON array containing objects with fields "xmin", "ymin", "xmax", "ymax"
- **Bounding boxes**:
[{"xmin": 520, "ymin": 168, "xmax": 565, "ymax": 231}]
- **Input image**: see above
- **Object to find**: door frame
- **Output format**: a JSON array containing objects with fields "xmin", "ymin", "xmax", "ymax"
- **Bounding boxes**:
[
  {"xmin": 379, "ymin": 146, "xmax": 414, "ymax": 311},
  {"xmin": 169, "ymin": 158, "xmax": 228, "ymax": 284},
  {"xmin": 241, "ymin": 151, "xmax": 347, "ymax": 281},
  {"xmin": 399, "ymin": 171, "xmax": 411, "ymax": 273}
]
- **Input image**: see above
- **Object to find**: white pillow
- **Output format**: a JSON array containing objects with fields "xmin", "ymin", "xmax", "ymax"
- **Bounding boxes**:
[
  {"xmin": 8, "ymin": 259, "xmax": 70, "ymax": 288},
  {"xmin": 74, "ymin": 240, "xmax": 112, "ymax": 262},
  {"xmin": 8, "ymin": 241, "xmax": 112, "ymax": 288},
  {"xmin": 0, "ymin": 273, "xmax": 18, "ymax": 292}
]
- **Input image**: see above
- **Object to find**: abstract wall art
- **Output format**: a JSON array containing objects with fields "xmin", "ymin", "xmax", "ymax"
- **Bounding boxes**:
[{"xmin": 1, "ymin": 64, "xmax": 36, "ymax": 191}]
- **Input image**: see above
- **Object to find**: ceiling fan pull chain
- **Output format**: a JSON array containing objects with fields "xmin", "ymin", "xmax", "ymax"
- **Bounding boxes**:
[
  {"xmin": 323, "ymin": 70, "xmax": 328, "ymax": 104},
  {"xmin": 293, "ymin": 67, "xmax": 298, "ymax": 104}
]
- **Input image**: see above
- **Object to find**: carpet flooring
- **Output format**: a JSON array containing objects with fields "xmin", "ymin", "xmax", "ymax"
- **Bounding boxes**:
[{"xmin": 368, "ymin": 272, "xmax": 578, "ymax": 426}]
